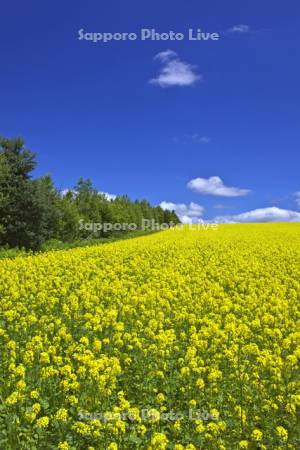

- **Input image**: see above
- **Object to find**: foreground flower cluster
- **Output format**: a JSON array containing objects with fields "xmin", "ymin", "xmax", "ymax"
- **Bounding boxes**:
[{"xmin": 0, "ymin": 224, "xmax": 300, "ymax": 449}]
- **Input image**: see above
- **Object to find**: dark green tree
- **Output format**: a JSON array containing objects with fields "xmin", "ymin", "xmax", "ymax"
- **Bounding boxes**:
[
  {"xmin": 0, "ymin": 136, "xmax": 181, "ymax": 250},
  {"xmin": 57, "ymin": 191, "xmax": 81, "ymax": 242},
  {"xmin": 0, "ymin": 137, "xmax": 41, "ymax": 249}
]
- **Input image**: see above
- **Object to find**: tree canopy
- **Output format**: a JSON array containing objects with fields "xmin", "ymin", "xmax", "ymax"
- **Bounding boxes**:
[{"xmin": 0, "ymin": 137, "xmax": 180, "ymax": 250}]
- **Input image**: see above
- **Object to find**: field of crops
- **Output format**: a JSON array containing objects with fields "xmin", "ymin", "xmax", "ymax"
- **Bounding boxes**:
[{"xmin": 0, "ymin": 224, "xmax": 300, "ymax": 449}]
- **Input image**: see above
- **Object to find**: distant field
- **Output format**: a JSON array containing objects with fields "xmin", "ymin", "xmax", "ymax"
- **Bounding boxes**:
[{"xmin": 0, "ymin": 224, "xmax": 300, "ymax": 449}]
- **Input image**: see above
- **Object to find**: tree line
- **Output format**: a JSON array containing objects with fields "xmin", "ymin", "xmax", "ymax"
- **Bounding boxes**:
[{"xmin": 0, "ymin": 137, "xmax": 180, "ymax": 250}]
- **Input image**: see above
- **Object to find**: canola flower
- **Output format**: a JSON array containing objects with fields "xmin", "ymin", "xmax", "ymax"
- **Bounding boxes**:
[{"xmin": 0, "ymin": 223, "xmax": 300, "ymax": 449}]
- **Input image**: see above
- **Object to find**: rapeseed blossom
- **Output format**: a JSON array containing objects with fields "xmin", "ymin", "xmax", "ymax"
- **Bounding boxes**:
[{"xmin": 0, "ymin": 223, "xmax": 300, "ymax": 448}]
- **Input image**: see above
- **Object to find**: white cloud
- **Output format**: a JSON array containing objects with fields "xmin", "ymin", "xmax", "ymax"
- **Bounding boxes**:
[
  {"xmin": 150, "ymin": 50, "xmax": 202, "ymax": 88},
  {"xmin": 227, "ymin": 24, "xmax": 250, "ymax": 33},
  {"xmin": 98, "ymin": 191, "xmax": 116, "ymax": 201},
  {"xmin": 214, "ymin": 207, "xmax": 300, "ymax": 223},
  {"xmin": 154, "ymin": 49, "xmax": 177, "ymax": 62},
  {"xmin": 60, "ymin": 188, "xmax": 76, "ymax": 197},
  {"xmin": 190, "ymin": 134, "xmax": 210, "ymax": 144},
  {"xmin": 295, "ymin": 192, "xmax": 300, "ymax": 208},
  {"xmin": 187, "ymin": 176, "xmax": 251, "ymax": 197},
  {"xmin": 60, "ymin": 189, "xmax": 116, "ymax": 201},
  {"xmin": 213, "ymin": 204, "xmax": 227, "ymax": 209},
  {"xmin": 160, "ymin": 201, "xmax": 205, "ymax": 223},
  {"xmin": 173, "ymin": 134, "xmax": 210, "ymax": 145}
]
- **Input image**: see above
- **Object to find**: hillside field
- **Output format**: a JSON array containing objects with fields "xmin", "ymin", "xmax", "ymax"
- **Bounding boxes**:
[{"xmin": 0, "ymin": 224, "xmax": 300, "ymax": 449}]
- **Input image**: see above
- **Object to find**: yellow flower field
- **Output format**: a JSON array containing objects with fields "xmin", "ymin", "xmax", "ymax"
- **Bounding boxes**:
[{"xmin": 0, "ymin": 224, "xmax": 300, "ymax": 449}]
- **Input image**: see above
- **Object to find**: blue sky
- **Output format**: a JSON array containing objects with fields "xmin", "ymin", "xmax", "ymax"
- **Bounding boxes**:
[{"xmin": 1, "ymin": 0, "xmax": 300, "ymax": 222}]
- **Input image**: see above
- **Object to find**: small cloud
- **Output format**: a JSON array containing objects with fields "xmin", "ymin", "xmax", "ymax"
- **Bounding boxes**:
[
  {"xmin": 60, "ymin": 188, "xmax": 77, "ymax": 197},
  {"xmin": 214, "ymin": 207, "xmax": 300, "ymax": 223},
  {"xmin": 213, "ymin": 204, "xmax": 227, "ymax": 209},
  {"xmin": 61, "ymin": 189, "xmax": 116, "ymax": 201},
  {"xmin": 173, "ymin": 134, "xmax": 210, "ymax": 145},
  {"xmin": 154, "ymin": 49, "xmax": 177, "ymax": 62},
  {"xmin": 295, "ymin": 192, "xmax": 300, "ymax": 208},
  {"xmin": 190, "ymin": 134, "xmax": 210, "ymax": 144},
  {"xmin": 98, "ymin": 191, "xmax": 116, "ymax": 201},
  {"xmin": 227, "ymin": 24, "xmax": 250, "ymax": 33},
  {"xmin": 150, "ymin": 50, "xmax": 202, "ymax": 88},
  {"xmin": 160, "ymin": 201, "xmax": 204, "ymax": 223},
  {"xmin": 187, "ymin": 176, "xmax": 251, "ymax": 197}
]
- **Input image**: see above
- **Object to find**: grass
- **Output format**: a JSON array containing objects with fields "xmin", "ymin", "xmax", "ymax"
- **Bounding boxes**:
[{"xmin": 0, "ymin": 229, "xmax": 159, "ymax": 260}]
